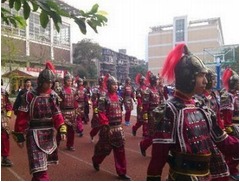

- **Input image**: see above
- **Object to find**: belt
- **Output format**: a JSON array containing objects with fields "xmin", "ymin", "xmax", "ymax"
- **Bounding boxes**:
[
  {"xmin": 168, "ymin": 151, "xmax": 211, "ymax": 175},
  {"xmin": 109, "ymin": 122, "xmax": 121, "ymax": 126},
  {"xmin": 29, "ymin": 120, "xmax": 53, "ymax": 128}
]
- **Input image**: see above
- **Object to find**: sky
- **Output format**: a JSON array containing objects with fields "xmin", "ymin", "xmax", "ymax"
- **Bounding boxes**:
[{"xmin": 64, "ymin": 0, "xmax": 240, "ymax": 60}]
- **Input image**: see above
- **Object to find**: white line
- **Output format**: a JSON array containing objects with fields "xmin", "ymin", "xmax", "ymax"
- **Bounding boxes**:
[{"xmin": 7, "ymin": 168, "xmax": 25, "ymax": 181}]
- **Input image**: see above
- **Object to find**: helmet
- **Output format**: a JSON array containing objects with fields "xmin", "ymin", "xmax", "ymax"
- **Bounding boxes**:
[
  {"xmin": 104, "ymin": 74, "xmax": 118, "ymax": 91},
  {"xmin": 98, "ymin": 75, "xmax": 105, "ymax": 85},
  {"xmin": 205, "ymin": 69, "xmax": 217, "ymax": 90},
  {"xmin": 75, "ymin": 76, "xmax": 83, "ymax": 85},
  {"xmin": 161, "ymin": 44, "xmax": 207, "ymax": 93},
  {"xmin": 135, "ymin": 73, "xmax": 146, "ymax": 85},
  {"xmin": 145, "ymin": 71, "xmax": 157, "ymax": 86},
  {"xmin": 125, "ymin": 77, "xmax": 131, "ymax": 83},
  {"xmin": 222, "ymin": 68, "xmax": 239, "ymax": 91},
  {"xmin": 63, "ymin": 71, "xmax": 72, "ymax": 83},
  {"xmin": 38, "ymin": 61, "xmax": 56, "ymax": 87}
]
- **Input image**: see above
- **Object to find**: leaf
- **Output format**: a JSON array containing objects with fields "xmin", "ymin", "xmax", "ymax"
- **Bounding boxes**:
[
  {"xmin": 40, "ymin": 10, "xmax": 49, "ymax": 28},
  {"xmin": 87, "ymin": 20, "xmax": 98, "ymax": 33},
  {"xmin": 14, "ymin": 0, "xmax": 21, "ymax": 11},
  {"xmin": 75, "ymin": 18, "xmax": 87, "ymax": 34},
  {"xmin": 97, "ymin": 10, "xmax": 108, "ymax": 16},
  {"xmin": 9, "ymin": 0, "xmax": 14, "ymax": 8},
  {"xmin": 31, "ymin": 1, "xmax": 39, "ymax": 12},
  {"xmin": 9, "ymin": 18, "xmax": 17, "ymax": 28},
  {"xmin": 23, "ymin": 1, "xmax": 30, "ymax": 19},
  {"xmin": 90, "ymin": 4, "xmax": 99, "ymax": 14},
  {"xmin": 47, "ymin": 0, "xmax": 60, "ymax": 11},
  {"xmin": 15, "ymin": 16, "xmax": 27, "ymax": 28}
]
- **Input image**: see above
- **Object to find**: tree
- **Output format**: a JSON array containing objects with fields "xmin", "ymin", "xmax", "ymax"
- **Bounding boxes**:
[
  {"xmin": 73, "ymin": 39, "xmax": 102, "ymax": 79},
  {"xmin": 1, "ymin": 0, "xmax": 108, "ymax": 34},
  {"xmin": 129, "ymin": 63, "xmax": 148, "ymax": 83}
]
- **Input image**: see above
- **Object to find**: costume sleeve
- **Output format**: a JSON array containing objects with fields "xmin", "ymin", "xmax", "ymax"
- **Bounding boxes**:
[
  {"xmin": 216, "ymin": 135, "xmax": 239, "ymax": 159},
  {"xmin": 221, "ymin": 109, "xmax": 233, "ymax": 126},
  {"xmin": 14, "ymin": 111, "xmax": 29, "ymax": 132},
  {"xmin": 98, "ymin": 96, "xmax": 109, "ymax": 125},
  {"xmin": 53, "ymin": 113, "xmax": 64, "ymax": 129}
]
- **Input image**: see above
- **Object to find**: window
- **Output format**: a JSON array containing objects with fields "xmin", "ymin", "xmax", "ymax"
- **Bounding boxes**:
[
  {"xmin": 1, "ymin": 3, "xmax": 26, "ymax": 37},
  {"xmin": 53, "ymin": 24, "xmax": 70, "ymax": 46},
  {"xmin": 175, "ymin": 19, "xmax": 185, "ymax": 42},
  {"xmin": 29, "ymin": 13, "xmax": 50, "ymax": 43}
]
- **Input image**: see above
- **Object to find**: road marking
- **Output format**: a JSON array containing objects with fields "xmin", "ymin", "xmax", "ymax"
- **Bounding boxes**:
[
  {"xmin": 7, "ymin": 168, "xmax": 25, "ymax": 181},
  {"xmin": 59, "ymin": 150, "xmax": 116, "ymax": 176}
]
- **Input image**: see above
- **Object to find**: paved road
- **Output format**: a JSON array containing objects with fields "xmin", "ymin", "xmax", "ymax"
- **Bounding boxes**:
[{"xmin": 1, "ymin": 105, "xmax": 169, "ymax": 181}]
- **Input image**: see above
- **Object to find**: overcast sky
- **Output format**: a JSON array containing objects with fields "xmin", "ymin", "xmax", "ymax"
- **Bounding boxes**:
[{"xmin": 64, "ymin": 0, "xmax": 240, "ymax": 60}]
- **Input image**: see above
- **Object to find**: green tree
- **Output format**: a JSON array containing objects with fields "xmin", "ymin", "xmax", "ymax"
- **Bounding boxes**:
[
  {"xmin": 73, "ymin": 39, "xmax": 102, "ymax": 79},
  {"xmin": 129, "ymin": 63, "xmax": 148, "ymax": 82},
  {"xmin": 1, "ymin": 0, "xmax": 108, "ymax": 34}
]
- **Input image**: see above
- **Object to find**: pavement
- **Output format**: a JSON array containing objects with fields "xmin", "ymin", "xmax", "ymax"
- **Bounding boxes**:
[{"xmin": 1, "ymin": 105, "xmax": 169, "ymax": 181}]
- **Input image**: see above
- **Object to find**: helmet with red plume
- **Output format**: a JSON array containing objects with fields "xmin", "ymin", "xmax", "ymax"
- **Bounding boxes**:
[
  {"xmin": 37, "ymin": 61, "xmax": 56, "ymax": 87},
  {"xmin": 75, "ymin": 76, "xmax": 83, "ymax": 85},
  {"xmin": 104, "ymin": 73, "xmax": 118, "ymax": 91},
  {"xmin": 160, "ymin": 44, "xmax": 207, "ymax": 93},
  {"xmin": 222, "ymin": 68, "xmax": 239, "ymax": 91},
  {"xmin": 63, "ymin": 70, "xmax": 72, "ymax": 83},
  {"xmin": 205, "ymin": 69, "xmax": 217, "ymax": 90},
  {"xmin": 145, "ymin": 71, "xmax": 157, "ymax": 86},
  {"xmin": 135, "ymin": 73, "xmax": 145, "ymax": 86}
]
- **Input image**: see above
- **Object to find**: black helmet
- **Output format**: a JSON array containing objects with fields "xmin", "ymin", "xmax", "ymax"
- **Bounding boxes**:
[{"xmin": 38, "ymin": 61, "xmax": 56, "ymax": 87}]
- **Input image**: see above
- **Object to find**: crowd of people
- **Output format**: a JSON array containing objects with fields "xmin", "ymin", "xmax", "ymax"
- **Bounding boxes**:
[{"xmin": 1, "ymin": 43, "xmax": 239, "ymax": 181}]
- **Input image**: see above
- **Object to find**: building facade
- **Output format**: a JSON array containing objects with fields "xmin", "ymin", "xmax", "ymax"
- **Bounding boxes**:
[
  {"xmin": 148, "ymin": 16, "xmax": 224, "ymax": 75},
  {"xmin": 1, "ymin": 0, "xmax": 78, "ymax": 92}
]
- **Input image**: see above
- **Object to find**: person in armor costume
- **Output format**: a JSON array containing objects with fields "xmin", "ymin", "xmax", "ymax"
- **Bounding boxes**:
[
  {"xmin": 75, "ymin": 76, "xmax": 89, "ymax": 137},
  {"xmin": 220, "ymin": 68, "xmax": 239, "ymax": 180},
  {"xmin": 12, "ymin": 62, "xmax": 67, "ymax": 181},
  {"xmin": 56, "ymin": 71, "xmax": 77, "ymax": 151},
  {"xmin": 194, "ymin": 69, "xmax": 224, "ymax": 129},
  {"xmin": 132, "ymin": 73, "xmax": 149, "ymax": 137},
  {"xmin": 139, "ymin": 71, "xmax": 161, "ymax": 157},
  {"xmin": 1, "ymin": 79, "xmax": 13, "ymax": 167},
  {"xmin": 92, "ymin": 74, "xmax": 131, "ymax": 181},
  {"xmin": 146, "ymin": 44, "xmax": 239, "ymax": 181},
  {"xmin": 89, "ymin": 75, "xmax": 107, "ymax": 142},
  {"xmin": 122, "ymin": 77, "xmax": 136, "ymax": 126},
  {"xmin": 13, "ymin": 79, "xmax": 32, "ymax": 115},
  {"xmin": 83, "ymin": 80, "xmax": 91, "ymax": 124},
  {"xmin": 157, "ymin": 75, "xmax": 168, "ymax": 101}
]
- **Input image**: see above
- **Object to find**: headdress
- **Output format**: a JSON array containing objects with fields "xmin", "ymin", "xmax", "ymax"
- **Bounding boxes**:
[
  {"xmin": 222, "ymin": 68, "xmax": 239, "ymax": 91},
  {"xmin": 37, "ymin": 61, "xmax": 56, "ymax": 87}
]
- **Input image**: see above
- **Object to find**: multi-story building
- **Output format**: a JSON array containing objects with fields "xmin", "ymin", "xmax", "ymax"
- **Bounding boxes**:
[
  {"xmin": 1, "ymin": 0, "xmax": 78, "ymax": 92},
  {"xmin": 148, "ymin": 16, "xmax": 224, "ymax": 75},
  {"xmin": 100, "ymin": 48, "xmax": 145, "ymax": 84}
]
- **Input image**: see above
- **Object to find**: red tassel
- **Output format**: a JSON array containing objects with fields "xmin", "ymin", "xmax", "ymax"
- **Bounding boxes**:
[
  {"xmin": 135, "ymin": 73, "xmax": 141, "ymax": 85},
  {"xmin": 103, "ymin": 73, "xmax": 110, "ymax": 88},
  {"xmin": 145, "ymin": 71, "xmax": 152, "ymax": 86},
  {"xmin": 160, "ymin": 44, "xmax": 185, "ymax": 83},
  {"xmin": 222, "ymin": 68, "xmax": 232, "ymax": 91},
  {"xmin": 45, "ymin": 61, "xmax": 56, "ymax": 73}
]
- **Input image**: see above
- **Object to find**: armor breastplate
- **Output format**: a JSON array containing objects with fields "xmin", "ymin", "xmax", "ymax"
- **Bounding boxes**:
[
  {"xmin": 29, "ymin": 94, "xmax": 54, "ymax": 120},
  {"xmin": 179, "ymin": 107, "xmax": 212, "ymax": 154},
  {"xmin": 207, "ymin": 94, "xmax": 219, "ymax": 114},
  {"xmin": 76, "ymin": 89, "xmax": 85, "ymax": 102},
  {"xmin": 106, "ymin": 97, "xmax": 122, "ymax": 123},
  {"xmin": 149, "ymin": 88, "xmax": 160, "ymax": 110},
  {"xmin": 142, "ymin": 88, "xmax": 150, "ymax": 104},
  {"xmin": 61, "ymin": 92, "xmax": 75, "ymax": 109},
  {"xmin": 233, "ymin": 94, "xmax": 239, "ymax": 118},
  {"xmin": 124, "ymin": 86, "xmax": 132, "ymax": 97}
]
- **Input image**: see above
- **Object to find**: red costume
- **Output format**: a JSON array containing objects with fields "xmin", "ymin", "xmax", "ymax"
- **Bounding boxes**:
[
  {"xmin": 140, "ymin": 71, "xmax": 161, "ymax": 156},
  {"xmin": 146, "ymin": 44, "xmax": 238, "ymax": 181},
  {"xmin": 1, "ymin": 81, "xmax": 13, "ymax": 167},
  {"xmin": 132, "ymin": 74, "xmax": 149, "ymax": 137},
  {"xmin": 13, "ymin": 62, "xmax": 66, "ymax": 181},
  {"xmin": 90, "ymin": 76, "xmax": 107, "ymax": 141},
  {"xmin": 75, "ymin": 77, "xmax": 89, "ymax": 136},
  {"xmin": 220, "ymin": 68, "xmax": 239, "ymax": 180},
  {"xmin": 92, "ymin": 74, "xmax": 131, "ymax": 180},
  {"xmin": 56, "ymin": 71, "xmax": 77, "ymax": 151},
  {"xmin": 121, "ymin": 77, "xmax": 135, "ymax": 126}
]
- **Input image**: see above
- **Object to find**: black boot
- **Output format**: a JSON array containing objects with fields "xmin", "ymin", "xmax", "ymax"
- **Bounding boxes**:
[{"xmin": 118, "ymin": 174, "xmax": 131, "ymax": 181}]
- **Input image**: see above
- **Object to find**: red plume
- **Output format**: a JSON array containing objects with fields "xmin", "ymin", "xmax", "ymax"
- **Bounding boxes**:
[
  {"xmin": 135, "ymin": 73, "xmax": 141, "ymax": 85},
  {"xmin": 103, "ymin": 73, "xmax": 110, "ymax": 88},
  {"xmin": 45, "ymin": 61, "xmax": 56, "ymax": 73},
  {"xmin": 160, "ymin": 44, "xmax": 185, "ymax": 83},
  {"xmin": 64, "ymin": 70, "xmax": 68, "ymax": 77},
  {"xmin": 145, "ymin": 71, "xmax": 152, "ymax": 86},
  {"xmin": 222, "ymin": 68, "xmax": 232, "ymax": 91}
]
